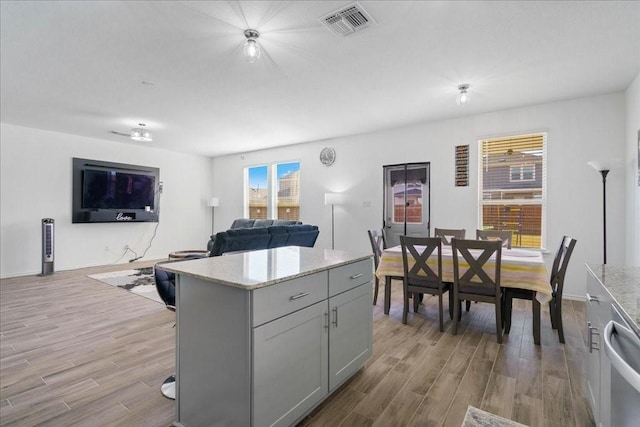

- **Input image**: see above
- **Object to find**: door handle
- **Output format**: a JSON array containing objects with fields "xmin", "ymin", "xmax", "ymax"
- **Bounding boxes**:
[
  {"xmin": 586, "ymin": 293, "xmax": 599, "ymax": 303},
  {"xmin": 332, "ymin": 307, "xmax": 338, "ymax": 327},
  {"xmin": 604, "ymin": 320, "xmax": 640, "ymax": 393},
  {"xmin": 588, "ymin": 323, "xmax": 600, "ymax": 352}
]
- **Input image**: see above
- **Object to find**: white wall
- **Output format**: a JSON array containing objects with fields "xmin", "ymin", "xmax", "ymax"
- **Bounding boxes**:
[
  {"xmin": 625, "ymin": 73, "xmax": 640, "ymax": 266},
  {"xmin": 211, "ymin": 92, "xmax": 627, "ymax": 299},
  {"xmin": 0, "ymin": 124, "xmax": 213, "ymax": 278}
]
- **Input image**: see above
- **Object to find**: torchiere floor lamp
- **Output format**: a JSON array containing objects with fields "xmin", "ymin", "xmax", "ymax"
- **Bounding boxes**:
[{"xmin": 587, "ymin": 161, "xmax": 617, "ymax": 264}]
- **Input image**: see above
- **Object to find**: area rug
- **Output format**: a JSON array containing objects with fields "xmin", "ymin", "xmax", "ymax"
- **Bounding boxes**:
[
  {"xmin": 461, "ymin": 405, "xmax": 528, "ymax": 427},
  {"xmin": 88, "ymin": 267, "xmax": 162, "ymax": 304}
]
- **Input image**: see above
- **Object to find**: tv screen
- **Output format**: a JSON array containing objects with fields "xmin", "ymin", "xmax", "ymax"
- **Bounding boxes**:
[{"xmin": 82, "ymin": 168, "xmax": 156, "ymax": 210}]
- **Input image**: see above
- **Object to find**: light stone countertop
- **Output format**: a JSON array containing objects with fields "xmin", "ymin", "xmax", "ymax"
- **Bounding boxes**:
[
  {"xmin": 586, "ymin": 263, "xmax": 640, "ymax": 337},
  {"xmin": 158, "ymin": 246, "xmax": 372, "ymax": 290}
]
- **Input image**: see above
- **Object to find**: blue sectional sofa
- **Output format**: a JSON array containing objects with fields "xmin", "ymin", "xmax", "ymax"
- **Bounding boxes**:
[{"xmin": 206, "ymin": 219, "xmax": 319, "ymax": 256}]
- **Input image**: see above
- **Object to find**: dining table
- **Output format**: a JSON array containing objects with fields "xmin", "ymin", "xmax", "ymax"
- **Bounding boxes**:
[{"xmin": 375, "ymin": 244, "xmax": 550, "ymax": 344}]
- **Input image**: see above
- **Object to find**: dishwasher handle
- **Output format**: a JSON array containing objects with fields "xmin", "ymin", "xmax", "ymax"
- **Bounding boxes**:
[{"xmin": 604, "ymin": 320, "xmax": 640, "ymax": 394}]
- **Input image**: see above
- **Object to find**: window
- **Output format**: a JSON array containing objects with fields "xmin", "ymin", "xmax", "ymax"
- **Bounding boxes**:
[
  {"xmin": 509, "ymin": 164, "xmax": 535, "ymax": 182},
  {"xmin": 479, "ymin": 133, "xmax": 546, "ymax": 249},
  {"xmin": 245, "ymin": 162, "xmax": 300, "ymax": 220}
]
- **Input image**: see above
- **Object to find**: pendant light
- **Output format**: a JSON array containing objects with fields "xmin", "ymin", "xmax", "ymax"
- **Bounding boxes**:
[
  {"xmin": 456, "ymin": 84, "xmax": 470, "ymax": 106},
  {"xmin": 243, "ymin": 29, "xmax": 261, "ymax": 63}
]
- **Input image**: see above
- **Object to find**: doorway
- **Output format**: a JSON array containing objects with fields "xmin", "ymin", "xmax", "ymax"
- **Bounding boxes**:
[{"xmin": 383, "ymin": 163, "xmax": 430, "ymax": 247}]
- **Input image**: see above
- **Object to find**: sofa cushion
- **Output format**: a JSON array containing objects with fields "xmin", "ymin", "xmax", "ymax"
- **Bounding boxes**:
[
  {"xmin": 253, "ymin": 219, "xmax": 274, "ymax": 228},
  {"xmin": 210, "ymin": 228, "xmax": 271, "ymax": 256},
  {"xmin": 230, "ymin": 218, "xmax": 256, "ymax": 229},
  {"xmin": 285, "ymin": 225, "xmax": 319, "ymax": 247},
  {"xmin": 272, "ymin": 220, "xmax": 301, "ymax": 226},
  {"xmin": 267, "ymin": 226, "xmax": 289, "ymax": 248}
]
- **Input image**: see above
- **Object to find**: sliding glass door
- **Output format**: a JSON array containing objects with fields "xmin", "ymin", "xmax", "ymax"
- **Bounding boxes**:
[{"xmin": 383, "ymin": 163, "xmax": 430, "ymax": 247}]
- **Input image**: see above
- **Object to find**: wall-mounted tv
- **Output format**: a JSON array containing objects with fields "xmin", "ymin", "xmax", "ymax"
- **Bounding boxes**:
[{"xmin": 72, "ymin": 158, "xmax": 160, "ymax": 223}]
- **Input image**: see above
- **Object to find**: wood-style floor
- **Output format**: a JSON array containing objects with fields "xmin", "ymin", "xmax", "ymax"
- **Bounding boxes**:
[{"xmin": 0, "ymin": 262, "xmax": 594, "ymax": 426}]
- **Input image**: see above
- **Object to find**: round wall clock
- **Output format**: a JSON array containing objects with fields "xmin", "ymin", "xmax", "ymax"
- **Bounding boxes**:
[{"xmin": 319, "ymin": 147, "xmax": 336, "ymax": 166}]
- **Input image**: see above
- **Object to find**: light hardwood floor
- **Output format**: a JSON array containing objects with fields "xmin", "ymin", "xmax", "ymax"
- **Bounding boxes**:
[{"xmin": 1, "ymin": 263, "xmax": 594, "ymax": 426}]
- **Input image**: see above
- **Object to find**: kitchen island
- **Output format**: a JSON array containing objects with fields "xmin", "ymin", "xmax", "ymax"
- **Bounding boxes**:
[
  {"xmin": 159, "ymin": 246, "xmax": 374, "ymax": 427},
  {"xmin": 585, "ymin": 264, "xmax": 640, "ymax": 427}
]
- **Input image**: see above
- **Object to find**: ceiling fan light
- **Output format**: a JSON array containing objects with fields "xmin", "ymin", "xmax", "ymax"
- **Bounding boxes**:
[
  {"xmin": 243, "ymin": 29, "xmax": 261, "ymax": 63},
  {"xmin": 456, "ymin": 84, "xmax": 470, "ymax": 106}
]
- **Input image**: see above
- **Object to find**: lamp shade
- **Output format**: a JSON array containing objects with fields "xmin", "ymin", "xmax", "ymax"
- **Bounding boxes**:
[
  {"xmin": 207, "ymin": 197, "xmax": 220, "ymax": 207},
  {"xmin": 587, "ymin": 159, "xmax": 621, "ymax": 172},
  {"xmin": 324, "ymin": 193, "xmax": 343, "ymax": 205}
]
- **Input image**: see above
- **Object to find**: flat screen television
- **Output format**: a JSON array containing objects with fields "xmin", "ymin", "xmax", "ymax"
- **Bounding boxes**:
[{"xmin": 72, "ymin": 158, "xmax": 160, "ymax": 223}]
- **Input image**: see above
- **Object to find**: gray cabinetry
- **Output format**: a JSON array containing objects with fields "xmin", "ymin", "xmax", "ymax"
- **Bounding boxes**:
[
  {"xmin": 169, "ymin": 249, "xmax": 373, "ymax": 427},
  {"xmin": 586, "ymin": 270, "xmax": 611, "ymax": 426},
  {"xmin": 253, "ymin": 300, "xmax": 328, "ymax": 426}
]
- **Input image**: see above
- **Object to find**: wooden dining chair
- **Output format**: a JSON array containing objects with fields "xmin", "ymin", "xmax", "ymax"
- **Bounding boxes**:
[
  {"xmin": 434, "ymin": 228, "xmax": 466, "ymax": 245},
  {"xmin": 399, "ymin": 236, "xmax": 452, "ymax": 331},
  {"xmin": 451, "ymin": 238, "xmax": 503, "ymax": 343},
  {"xmin": 367, "ymin": 229, "xmax": 388, "ymax": 305},
  {"xmin": 503, "ymin": 235, "xmax": 576, "ymax": 343},
  {"xmin": 476, "ymin": 229, "xmax": 513, "ymax": 249}
]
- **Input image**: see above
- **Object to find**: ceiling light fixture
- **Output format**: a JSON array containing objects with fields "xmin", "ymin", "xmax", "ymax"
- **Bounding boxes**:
[
  {"xmin": 456, "ymin": 84, "xmax": 470, "ymax": 106},
  {"xmin": 131, "ymin": 124, "xmax": 152, "ymax": 142},
  {"xmin": 243, "ymin": 29, "xmax": 261, "ymax": 63}
]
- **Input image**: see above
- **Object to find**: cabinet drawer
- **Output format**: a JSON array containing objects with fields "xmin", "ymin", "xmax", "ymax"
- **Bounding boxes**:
[
  {"xmin": 252, "ymin": 272, "xmax": 327, "ymax": 327},
  {"xmin": 329, "ymin": 259, "xmax": 373, "ymax": 297}
]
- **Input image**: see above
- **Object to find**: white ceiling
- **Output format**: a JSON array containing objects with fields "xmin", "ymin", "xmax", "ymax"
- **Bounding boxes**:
[{"xmin": 1, "ymin": 1, "xmax": 639, "ymax": 158}]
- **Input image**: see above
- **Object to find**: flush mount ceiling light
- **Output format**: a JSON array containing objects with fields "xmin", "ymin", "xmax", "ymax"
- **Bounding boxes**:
[
  {"xmin": 131, "ymin": 124, "xmax": 152, "ymax": 142},
  {"xmin": 456, "ymin": 84, "xmax": 470, "ymax": 106},
  {"xmin": 243, "ymin": 29, "xmax": 261, "ymax": 63}
]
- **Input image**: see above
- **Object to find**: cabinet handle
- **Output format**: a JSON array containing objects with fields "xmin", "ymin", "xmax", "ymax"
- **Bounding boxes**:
[
  {"xmin": 289, "ymin": 292, "xmax": 309, "ymax": 301},
  {"xmin": 324, "ymin": 312, "xmax": 329, "ymax": 330},
  {"xmin": 350, "ymin": 273, "xmax": 364, "ymax": 280},
  {"xmin": 586, "ymin": 293, "xmax": 599, "ymax": 303},
  {"xmin": 332, "ymin": 307, "xmax": 338, "ymax": 327},
  {"xmin": 588, "ymin": 325, "xmax": 600, "ymax": 352}
]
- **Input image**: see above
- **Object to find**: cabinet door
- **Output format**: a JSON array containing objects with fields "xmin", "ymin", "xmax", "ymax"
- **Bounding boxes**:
[
  {"xmin": 329, "ymin": 283, "xmax": 373, "ymax": 391},
  {"xmin": 253, "ymin": 300, "xmax": 328, "ymax": 427},
  {"xmin": 586, "ymin": 277, "xmax": 601, "ymax": 424}
]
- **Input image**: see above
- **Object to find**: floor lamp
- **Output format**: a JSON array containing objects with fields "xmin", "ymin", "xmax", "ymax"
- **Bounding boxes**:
[
  {"xmin": 324, "ymin": 193, "xmax": 342, "ymax": 250},
  {"xmin": 207, "ymin": 197, "xmax": 220, "ymax": 235},
  {"xmin": 587, "ymin": 161, "xmax": 615, "ymax": 264}
]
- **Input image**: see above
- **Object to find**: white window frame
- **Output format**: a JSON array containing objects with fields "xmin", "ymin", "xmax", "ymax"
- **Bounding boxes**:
[
  {"xmin": 478, "ymin": 133, "xmax": 547, "ymax": 250},
  {"xmin": 244, "ymin": 161, "xmax": 300, "ymax": 220}
]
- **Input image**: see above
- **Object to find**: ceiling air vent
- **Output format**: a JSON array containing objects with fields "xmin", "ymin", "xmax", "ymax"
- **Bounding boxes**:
[{"xmin": 320, "ymin": 2, "xmax": 376, "ymax": 36}]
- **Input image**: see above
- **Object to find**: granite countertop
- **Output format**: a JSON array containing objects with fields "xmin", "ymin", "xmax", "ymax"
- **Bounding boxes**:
[
  {"xmin": 586, "ymin": 263, "xmax": 640, "ymax": 336},
  {"xmin": 158, "ymin": 246, "xmax": 372, "ymax": 290}
]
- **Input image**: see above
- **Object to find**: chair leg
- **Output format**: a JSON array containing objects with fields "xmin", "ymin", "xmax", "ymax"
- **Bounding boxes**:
[
  {"xmin": 402, "ymin": 282, "xmax": 409, "ymax": 324},
  {"xmin": 549, "ymin": 299, "xmax": 558, "ymax": 329},
  {"xmin": 555, "ymin": 300, "xmax": 565, "ymax": 344},
  {"xmin": 438, "ymin": 293, "xmax": 444, "ymax": 332},
  {"xmin": 465, "ymin": 300, "xmax": 471, "ymax": 312},
  {"xmin": 495, "ymin": 300, "xmax": 503, "ymax": 344},
  {"xmin": 452, "ymin": 296, "xmax": 459, "ymax": 335},
  {"xmin": 413, "ymin": 292, "xmax": 420, "ymax": 312},
  {"xmin": 533, "ymin": 298, "xmax": 541, "ymax": 345},
  {"xmin": 384, "ymin": 277, "xmax": 392, "ymax": 315},
  {"xmin": 448, "ymin": 289, "xmax": 454, "ymax": 320},
  {"xmin": 504, "ymin": 290, "xmax": 513, "ymax": 334},
  {"xmin": 373, "ymin": 277, "xmax": 379, "ymax": 306}
]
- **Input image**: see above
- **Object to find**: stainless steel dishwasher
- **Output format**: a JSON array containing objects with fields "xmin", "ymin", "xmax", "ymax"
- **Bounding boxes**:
[{"xmin": 603, "ymin": 304, "xmax": 640, "ymax": 427}]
